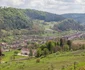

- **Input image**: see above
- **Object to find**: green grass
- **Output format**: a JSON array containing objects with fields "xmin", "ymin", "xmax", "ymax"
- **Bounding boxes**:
[
  {"xmin": 1, "ymin": 50, "xmax": 85, "ymax": 70},
  {"xmin": 2, "ymin": 50, "xmax": 25, "ymax": 62}
]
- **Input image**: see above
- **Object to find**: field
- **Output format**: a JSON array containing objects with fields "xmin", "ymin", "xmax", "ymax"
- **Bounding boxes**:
[
  {"xmin": 2, "ymin": 50, "xmax": 26, "ymax": 62},
  {"xmin": 0, "ymin": 50, "xmax": 85, "ymax": 70},
  {"xmin": 73, "ymin": 40, "xmax": 85, "ymax": 45}
]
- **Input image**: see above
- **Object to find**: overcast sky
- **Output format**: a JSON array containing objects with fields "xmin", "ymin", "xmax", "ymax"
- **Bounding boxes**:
[{"xmin": 0, "ymin": 0, "xmax": 85, "ymax": 14}]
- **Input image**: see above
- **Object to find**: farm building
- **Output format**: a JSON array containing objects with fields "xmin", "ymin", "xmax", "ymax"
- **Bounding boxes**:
[{"xmin": 21, "ymin": 48, "xmax": 36, "ymax": 56}]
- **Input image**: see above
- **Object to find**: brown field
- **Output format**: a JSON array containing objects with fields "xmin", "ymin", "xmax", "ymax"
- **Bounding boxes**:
[{"xmin": 73, "ymin": 40, "xmax": 85, "ymax": 45}]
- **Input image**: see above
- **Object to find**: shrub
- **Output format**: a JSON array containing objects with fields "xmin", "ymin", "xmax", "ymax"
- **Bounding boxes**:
[
  {"xmin": 14, "ymin": 51, "xmax": 18, "ymax": 56},
  {"xmin": 53, "ymin": 46, "xmax": 62, "ymax": 52},
  {"xmin": 56, "ymin": 51, "xmax": 60, "ymax": 55},
  {"xmin": 36, "ymin": 58, "xmax": 40, "ymax": 63},
  {"xmin": 63, "ymin": 45, "xmax": 69, "ymax": 51}
]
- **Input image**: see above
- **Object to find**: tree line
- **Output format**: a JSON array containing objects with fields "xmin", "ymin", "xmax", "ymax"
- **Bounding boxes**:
[{"xmin": 36, "ymin": 38, "xmax": 72, "ymax": 57}]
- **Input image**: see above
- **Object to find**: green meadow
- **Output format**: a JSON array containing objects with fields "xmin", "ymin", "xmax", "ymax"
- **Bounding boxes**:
[{"xmin": 0, "ymin": 50, "xmax": 85, "ymax": 70}]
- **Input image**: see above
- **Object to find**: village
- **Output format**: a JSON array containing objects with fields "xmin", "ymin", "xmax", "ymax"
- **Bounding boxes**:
[
  {"xmin": 0, "ymin": 35, "xmax": 57, "ymax": 57},
  {"xmin": 1, "ymin": 32, "xmax": 85, "ymax": 58}
]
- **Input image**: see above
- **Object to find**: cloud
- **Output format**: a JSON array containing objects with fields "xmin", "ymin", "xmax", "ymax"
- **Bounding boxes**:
[
  {"xmin": 0, "ymin": 0, "xmax": 85, "ymax": 14},
  {"xmin": 76, "ymin": 0, "xmax": 85, "ymax": 4},
  {"xmin": 0, "ymin": 0, "xmax": 24, "ymax": 6}
]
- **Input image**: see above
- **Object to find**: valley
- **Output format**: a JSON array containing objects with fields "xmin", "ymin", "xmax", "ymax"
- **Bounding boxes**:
[{"xmin": 0, "ymin": 7, "xmax": 85, "ymax": 70}]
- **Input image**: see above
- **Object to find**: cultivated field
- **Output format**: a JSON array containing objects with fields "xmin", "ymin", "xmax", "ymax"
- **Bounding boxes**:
[{"xmin": 73, "ymin": 40, "xmax": 85, "ymax": 45}]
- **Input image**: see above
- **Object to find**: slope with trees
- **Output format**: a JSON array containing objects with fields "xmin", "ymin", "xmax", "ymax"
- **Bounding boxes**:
[
  {"xmin": 53, "ymin": 18, "xmax": 84, "ymax": 31},
  {"xmin": 62, "ymin": 13, "xmax": 85, "ymax": 24}
]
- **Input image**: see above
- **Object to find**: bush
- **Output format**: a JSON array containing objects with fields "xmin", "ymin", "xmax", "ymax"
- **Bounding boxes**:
[
  {"xmin": 53, "ymin": 46, "xmax": 62, "ymax": 52},
  {"xmin": 56, "ymin": 51, "xmax": 60, "ymax": 55},
  {"xmin": 36, "ymin": 58, "xmax": 40, "ymax": 63},
  {"xmin": 14, "ymin": 51, "xmax": 18, "ymax": 56},
  {"xmin": 63, "ymin": 45, "xmax": 69, "ymax": 51}
]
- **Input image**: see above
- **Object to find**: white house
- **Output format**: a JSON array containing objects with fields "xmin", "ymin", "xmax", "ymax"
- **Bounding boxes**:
[
  {"xmin": 21, "ymin": 48, "xmax": 30, "ymax": 55},
  {"xmin": 21, "ymin": 48, "xmax": 36, "ymax": 56}
]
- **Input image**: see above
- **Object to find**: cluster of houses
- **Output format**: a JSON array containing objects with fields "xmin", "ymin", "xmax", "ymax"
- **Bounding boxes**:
[
  {"xmin": 0, "ymin": 42, "xmax": 10, "ymax": 52},
  {"xmin": 0, "ymin": 42, "xmax": 37, "ymax": 57},
  {"xmin": 0, "ymin": 35, "xmax": 57, "ymax": 57},
  {"xmin": 1, "ymin": 33, "xmax": 85, "ymax": 57}
]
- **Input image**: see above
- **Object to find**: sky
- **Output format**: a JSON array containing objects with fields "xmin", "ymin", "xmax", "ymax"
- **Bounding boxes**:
[{"xmin": 0, "ymin": 0, "xmax": 85, "ymax": 14}]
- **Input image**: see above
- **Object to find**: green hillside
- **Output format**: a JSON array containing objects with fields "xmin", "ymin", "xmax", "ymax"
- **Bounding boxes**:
[
  {"xmin": 0, "ymin": 7, "xmax": 65, "ymax": 30},
  {"xmin": 1, "ymin": 50, "xmax": 85, "ymax": 70},
  {"xmin": 25, "ymin": 9, "xmax": 65, "ymax": 22},
  {"xmin": 53, "ymin": 18, "xmax": 84, "ymax": 31},
  {"xmin": 62, "ymin": 13, "xmax": 85, "ymax": 24}
]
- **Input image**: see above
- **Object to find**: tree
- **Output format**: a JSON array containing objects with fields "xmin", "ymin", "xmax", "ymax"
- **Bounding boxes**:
[
  {"xmin": 43, "ymin": 48, "xmax": 49, "ymax": 56},
  {"xmin": 0, "ymin": 47, "xmax": 2, "ymax": 56},
  {"xmin": 29, "ymin": 49, "xmax": 33, "ymax": 57},
  {"xmin": 36, "ymin": 48, "xmax": 42, "ymax": 57},
  {"xmin": 40, "ymin": 44, "xmax": 46, "ymax": 50},
  {"xmin": 46, "ymin": 41, "xmax": 55, "ymax": 53},
  {"xmin": 57, "ymin": 42, "xmax": 60, "ymax": 46},
  {"xmin": 0, "ymin": 47, "xmax": 2, "ymax": 63},
  {"xmin": 60, "ymin": 38, "xmax": 64, "ymax": 47},
  {"xmin": 67, "ymin": 40, "xmax": 72, "ymax": 50}
]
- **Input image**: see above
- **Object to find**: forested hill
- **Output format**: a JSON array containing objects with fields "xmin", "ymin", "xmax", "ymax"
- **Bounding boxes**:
[
  {"xmin": 0, "ymin": 7, "xmax": 65, "ymax": 30},
  {"xmin": 53, "ymin": 18, "xmax": 85, "ymax": 31},
  {"xmin": 25, "ymin": 9, "xmax": 65, "ymax": 22},
  {"xmin": 62, "ymin": 13, "xmax": 85, "ymax": 24},
  {"xmin": 0, "ymin": 7, "xmax": 32, "ymax": 30}
]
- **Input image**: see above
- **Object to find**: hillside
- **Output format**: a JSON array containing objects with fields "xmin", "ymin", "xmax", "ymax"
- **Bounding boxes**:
[
  {"xmin": 62, "ymin": 13, "xmax": 85, "ymax": 24},
  {"xmin": 0, "ymin": 7, "xmax": 85, "ymax": 38},
  {"xmin": 0, "ymin": 7, "xmax": 65, "ymax": 30},
  {"xmin": 0, "ymin": 7, "xmax": 32, "ymax": 30},
  {"xmin": 53, "ymin": 18, "xmax": 84, "ymax": 31},
  {"xmin": 25, "ymin": 9, "xmax": 65, "ymax": 22},
  {"xmin": 1, "ymin": 50, "xmax": 85, "ymax": 70}
]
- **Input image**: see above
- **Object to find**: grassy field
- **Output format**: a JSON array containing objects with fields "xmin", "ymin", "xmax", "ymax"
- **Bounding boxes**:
[
  {"xmin": 2, "ymin": 50, "xmax": 26, "ymax": 62},
  {"xmin": 0, "ymin": 50, "xmax": 85, "ymax": 70}
]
